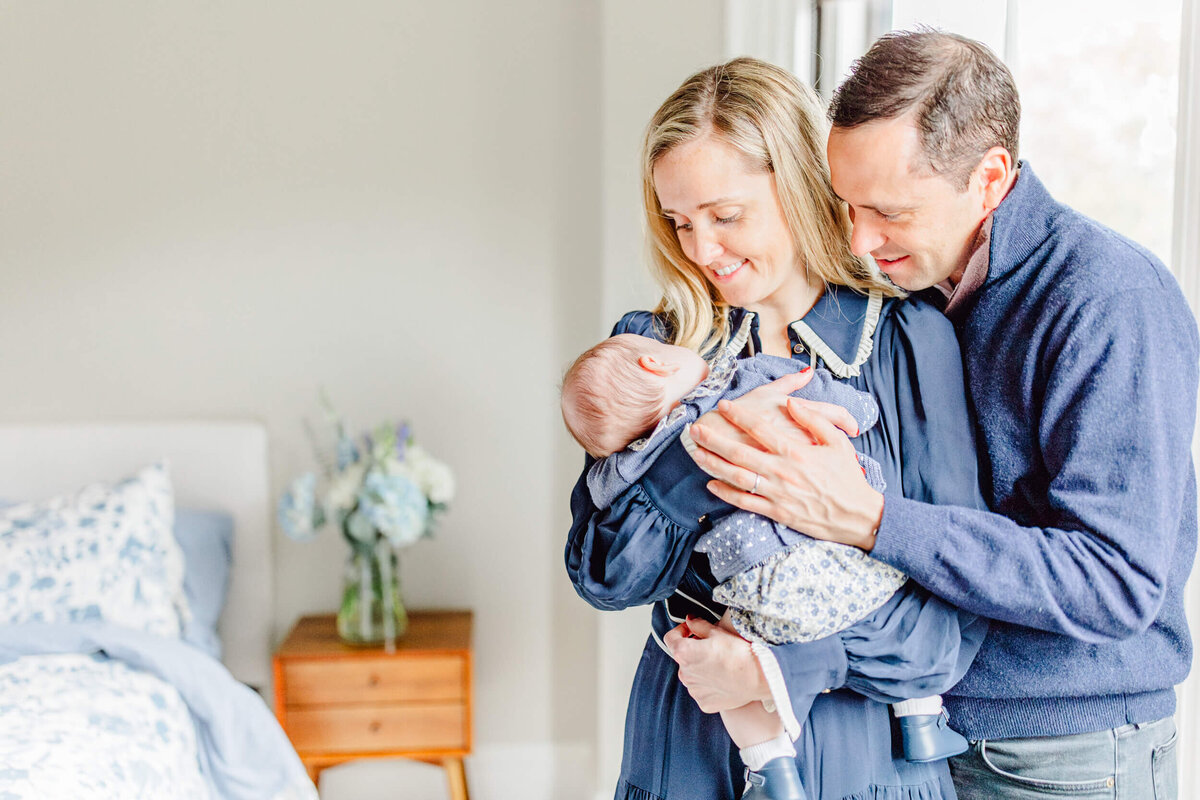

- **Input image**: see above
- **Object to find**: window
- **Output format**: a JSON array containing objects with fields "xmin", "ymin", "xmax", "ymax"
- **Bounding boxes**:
[{"xmin": 725, "ymin": 0, "xmax": 1185, "ymax": 264}]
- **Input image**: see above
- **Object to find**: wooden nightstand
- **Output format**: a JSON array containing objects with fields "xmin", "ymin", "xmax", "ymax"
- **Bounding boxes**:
[{"xmin": 273, "ymin": 611, "xmax": 473, "ymax": 799}]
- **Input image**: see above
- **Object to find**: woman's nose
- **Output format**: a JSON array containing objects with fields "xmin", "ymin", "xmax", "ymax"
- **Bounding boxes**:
[
  {"xmin": 849, "ymin": 216, "xmax": 886, "ymax": 258},
  {"xmin": 686, "ymin": 226, "xmax": 724, "ymax": 266}
]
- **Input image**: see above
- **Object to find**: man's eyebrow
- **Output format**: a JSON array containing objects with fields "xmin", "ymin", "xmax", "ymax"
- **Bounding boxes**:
[
  {"xmin": 660, "ymin": 197, "xmax": 738, "ymax": 215},
  {"xmin": 832, "ymin": 193, "xmax": 901, "ymax": 214}
]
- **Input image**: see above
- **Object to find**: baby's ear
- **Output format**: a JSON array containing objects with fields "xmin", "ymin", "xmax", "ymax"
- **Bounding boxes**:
[{"xmin": 638, "ymin": 355, "xmax": 679, "ymax": 376}]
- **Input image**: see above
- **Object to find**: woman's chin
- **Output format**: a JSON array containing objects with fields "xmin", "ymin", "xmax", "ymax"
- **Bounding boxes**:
[{"xmin": 713, "ymin": 282, "xmax": 758, "ymax": 308}]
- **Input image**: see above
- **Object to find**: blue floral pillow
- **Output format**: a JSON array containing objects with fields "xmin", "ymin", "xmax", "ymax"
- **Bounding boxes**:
[{"xmin": 0, "ymin": 463, "xmax": 190, "ymax": 638}]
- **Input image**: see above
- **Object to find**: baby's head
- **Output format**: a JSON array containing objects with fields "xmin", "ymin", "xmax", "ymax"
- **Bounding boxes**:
[{"xmin": 561, "ymin": 333, "xmax": 709, "ymax": 458}]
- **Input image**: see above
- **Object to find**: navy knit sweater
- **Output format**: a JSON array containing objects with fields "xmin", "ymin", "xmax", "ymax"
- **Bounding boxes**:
[{"xmin": 873, "ymin": 164, "xmax": 1200, "ymax": 740}]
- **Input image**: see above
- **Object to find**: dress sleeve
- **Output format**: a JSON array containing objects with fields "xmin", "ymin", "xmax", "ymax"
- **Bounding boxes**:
[
  {"xmin": 872, "ymin": 288, "xmax": 1200, "ymax": 641},
  {"xmin": 564, "ymin": 311, "xmax": 731, "ymax": 610}
]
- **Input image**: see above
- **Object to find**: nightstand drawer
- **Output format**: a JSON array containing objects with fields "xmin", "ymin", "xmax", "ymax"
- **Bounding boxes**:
[
  {"xmin": 285, "ymin": 702, "xmax": 467, "ymax": 753},
  {"xmin": 283, "ymin": 655, "xmax": 465, "ymax": 705}
]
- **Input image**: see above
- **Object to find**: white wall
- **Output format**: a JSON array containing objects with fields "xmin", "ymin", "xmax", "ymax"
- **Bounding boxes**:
[
  {"xmin": 0, "ymin": 1, "xmax": 594, "ymax": 797},
  {"xmin": 0, "ymin": 1, "xmax": 727, "ymax": 798},
  {"xmin": 593, "ymin": 1, "xmax": 727, "ymax": 794}
]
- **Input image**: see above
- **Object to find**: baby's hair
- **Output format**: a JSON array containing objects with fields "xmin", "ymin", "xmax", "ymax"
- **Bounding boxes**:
[{"xmin": 561, "ymin": 336, "xmax": 666, "ymax": 458}]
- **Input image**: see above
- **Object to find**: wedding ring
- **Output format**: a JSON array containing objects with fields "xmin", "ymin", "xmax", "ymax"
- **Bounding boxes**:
[{"xmin": 750, "ymin": 473, "xmax": 761, "ymax": 495}]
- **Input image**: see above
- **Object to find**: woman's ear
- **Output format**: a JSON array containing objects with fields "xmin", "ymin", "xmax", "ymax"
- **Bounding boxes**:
[{"xmin": 639, "ymin": 355, "xmax": 680, "ymax": 376}]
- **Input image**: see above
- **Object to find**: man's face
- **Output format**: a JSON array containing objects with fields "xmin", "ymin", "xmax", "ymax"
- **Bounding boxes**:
[{"xmin": 827, "ymin": 115, "xmax": 991, "ymax": 291}]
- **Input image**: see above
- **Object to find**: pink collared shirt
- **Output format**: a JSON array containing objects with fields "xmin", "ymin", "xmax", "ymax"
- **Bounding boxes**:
[{"xmin": 934, "ymin": 213, "xmax": 993, "ymax": 321}]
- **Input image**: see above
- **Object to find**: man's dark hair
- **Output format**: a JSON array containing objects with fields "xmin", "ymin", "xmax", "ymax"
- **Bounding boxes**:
[{"xmin": 828, "ymin": 29, "xmax": 1020, "ymax": 189}]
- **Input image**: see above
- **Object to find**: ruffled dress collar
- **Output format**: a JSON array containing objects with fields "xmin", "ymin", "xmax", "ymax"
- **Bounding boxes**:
[{"xmin": 725, "ymin": 284, "xmax": 883, "ymax": 378}]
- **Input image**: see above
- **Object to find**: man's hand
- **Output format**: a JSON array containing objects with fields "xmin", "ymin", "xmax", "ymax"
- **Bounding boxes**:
[
  {"xmin": 663, "ymin": 616, "xmax": 769, "ymax": 713},
  {"xmin": 687, "ymin": 369, "xmax": 861, "ymax": 457},
  {"xmin": 688, "ymin": 392, "xmax": 884, "ymax": 551},
  {"xmin": 686, "ymin": 370, "xmax": 821, "ymax": 455}
]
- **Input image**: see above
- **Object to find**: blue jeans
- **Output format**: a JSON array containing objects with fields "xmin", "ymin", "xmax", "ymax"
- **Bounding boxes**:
[{"xmin": 949, "ymin": 717, "xmax": 1177, "ymax": 799}]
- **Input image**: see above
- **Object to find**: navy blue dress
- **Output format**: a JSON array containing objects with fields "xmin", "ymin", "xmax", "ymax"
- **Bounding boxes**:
[{"xmin": 566, "ymin": 286, "xmax": 988, "ymax": 800}]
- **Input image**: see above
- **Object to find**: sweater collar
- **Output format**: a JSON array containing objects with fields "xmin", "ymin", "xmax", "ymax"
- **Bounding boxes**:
[{"xmin": 987, "ymin": 161, "xmax": 1059, "ymax": 284}]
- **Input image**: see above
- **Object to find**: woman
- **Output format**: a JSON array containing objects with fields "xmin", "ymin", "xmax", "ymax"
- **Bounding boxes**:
[{"xmin": 566, "ymin": 58, "xmax": 985, "ymax": 799}]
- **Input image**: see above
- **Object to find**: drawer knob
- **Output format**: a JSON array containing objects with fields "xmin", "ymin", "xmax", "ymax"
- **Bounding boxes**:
[
  {"xmin": 369, "ymin": 720, "xmax": 382, "ymax": 733},
  {"xmin": 367, "ymin": 674, "xmax": 380, "ymax": 687}
]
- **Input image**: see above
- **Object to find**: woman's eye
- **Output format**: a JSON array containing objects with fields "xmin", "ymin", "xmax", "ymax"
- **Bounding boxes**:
[
  {"xmin": 715, "ymin": 214, "xmax": 739, "ymax": 224},
  {"xmin": 673, "ymin": 221, "xmax": 692, "ymax": 232}
]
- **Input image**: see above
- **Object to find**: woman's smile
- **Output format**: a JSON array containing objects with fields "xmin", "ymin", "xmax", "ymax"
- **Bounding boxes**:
[{"xmin": 712, "ymin": 258, "xmax": 749, "ymax": 279}]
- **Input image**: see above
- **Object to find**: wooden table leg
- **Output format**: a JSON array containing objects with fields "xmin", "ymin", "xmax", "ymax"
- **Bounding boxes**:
[{"xmin": 444, "ymin": 757, "xmax": 469, "ymax": 800}]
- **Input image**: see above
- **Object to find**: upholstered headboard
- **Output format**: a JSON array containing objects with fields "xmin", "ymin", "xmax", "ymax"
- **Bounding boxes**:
[{"xmin": 0, "ymin": 422, "xmax": 273, "ymax": 688}]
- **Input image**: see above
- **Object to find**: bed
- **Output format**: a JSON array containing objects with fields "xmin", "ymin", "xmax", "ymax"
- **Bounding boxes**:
[{"xmin": 0, "ymin": 422, "xmax": 316, "ymax": 800}]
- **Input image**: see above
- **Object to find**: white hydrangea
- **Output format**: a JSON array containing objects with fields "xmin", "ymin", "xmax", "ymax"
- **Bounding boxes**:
[
  {"xmin": 387, "ymin": 444, "xmax": 455, "ymax": 505},
  {"xmin": 326, "ymin": 460, "xmax": 367, "ymax": 513}
]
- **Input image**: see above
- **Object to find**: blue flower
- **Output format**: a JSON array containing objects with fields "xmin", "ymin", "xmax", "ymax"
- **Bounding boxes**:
[
  {"xmin": 278, "ymin": 473, "xmax": 322, "ymax": 541},
  {"xmin": 357, "ymin": 471, "xmax": 429, "ymax": 547},
  {"xmin": 395, "ymin": 421, "xmax": 410, "ymax": 461}
]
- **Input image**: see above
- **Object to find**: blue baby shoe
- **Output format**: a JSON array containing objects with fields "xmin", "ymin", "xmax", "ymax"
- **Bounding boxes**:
[
  {"xmin": 741, "ymin": 757, "xmax": 808, "ymax": 800},
  {"xmin": 900, "ymin": 710, "xmax": 969, "ymax": 762}
]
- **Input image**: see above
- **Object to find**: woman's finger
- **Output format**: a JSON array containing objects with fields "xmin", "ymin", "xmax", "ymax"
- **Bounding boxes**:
[
  {"xmin": 762, "ymin": 368, "xmax": 815, "ymax": 396},
  {"xmin": 706, "ymin": 479, "xmax": 776, "ymax": 516},
  {"xmin": 688, "ymin": 422, "xmax": 776, "ymax": 487},
  {"xmin": 662, "ymin": 622, "xmax": 690, "ymax": 656},
  {"xmin": 682, "ymin": 616, "xmax": 716, "ymax": 639}
]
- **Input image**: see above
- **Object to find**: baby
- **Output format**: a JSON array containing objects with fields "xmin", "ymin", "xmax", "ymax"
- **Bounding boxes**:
[{"xmin": 562, "ymin": 331, "xmax": 968, "ymax": 789}]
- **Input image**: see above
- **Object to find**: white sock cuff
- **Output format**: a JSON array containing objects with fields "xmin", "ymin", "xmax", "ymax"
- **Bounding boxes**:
[
  {"xmin": 739, "ymin": 733, "xmax": 797, "ymax": 772},
  {"xmin": 893, "ymin": 695, "xmax": 944, "ymax": 717}
]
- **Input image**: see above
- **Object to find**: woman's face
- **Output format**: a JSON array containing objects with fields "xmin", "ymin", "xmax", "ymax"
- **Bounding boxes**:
[{"xmin": 653, "ymin": 135, "xmax": 807, "ymax": 313}]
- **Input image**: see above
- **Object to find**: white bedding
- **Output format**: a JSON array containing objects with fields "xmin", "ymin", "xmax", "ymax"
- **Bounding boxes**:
[{"xmin": 0, "ymin": 653, "xmax": 210, "ymax": 799}]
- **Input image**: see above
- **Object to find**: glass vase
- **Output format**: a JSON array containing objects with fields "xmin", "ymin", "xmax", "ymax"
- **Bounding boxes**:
[{"xmin": 337, "ymin": 538, "xmax": 408, "ymax": 648}]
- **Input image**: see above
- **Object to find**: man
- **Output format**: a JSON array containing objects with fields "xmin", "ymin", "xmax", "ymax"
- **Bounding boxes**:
[{"xmin": 687, "ymin": 30, "xmax": 1197, "ymax": 798}]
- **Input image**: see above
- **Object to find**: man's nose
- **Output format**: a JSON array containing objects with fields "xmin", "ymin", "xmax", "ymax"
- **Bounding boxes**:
[
  {"xmin": 849, "ymin": 216, "xmax": 886, "ymax": 257},
  {"xmin": 686, "ymin": 226, "xmax": 724, "ymax": 266}
]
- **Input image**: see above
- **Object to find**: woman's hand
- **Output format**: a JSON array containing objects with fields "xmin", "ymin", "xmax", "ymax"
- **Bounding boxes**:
[
  {"xmin": 663, "ymin": 616, "xmax": 769, "ymax": 713},
  {"xmin": 689, "ymin": 392, "xmax": 884, "ymax": 551},
  {"xmin": 687, "ymin": 370, "xmax": 815, "ymax": 452}
]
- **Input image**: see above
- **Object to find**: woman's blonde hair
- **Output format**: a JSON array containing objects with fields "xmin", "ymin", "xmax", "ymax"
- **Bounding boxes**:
[{"xmin": 642, "ymin": 57, "xmax": 903, "ymax": 353}]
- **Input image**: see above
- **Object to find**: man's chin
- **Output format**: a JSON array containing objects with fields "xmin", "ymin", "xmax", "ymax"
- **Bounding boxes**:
[{"xmin": 874, "ymin": 256, "xmax": 939, "ymax": 292}]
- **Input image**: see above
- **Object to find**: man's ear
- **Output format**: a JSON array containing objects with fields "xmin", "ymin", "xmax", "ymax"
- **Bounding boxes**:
[
  {"xmin": 638, "ymin": 355, "xmax": 679, "ymax": 376},
  {"xmin": 976, "ymin": 146, "xmax": 1015, "ymax": 212}
]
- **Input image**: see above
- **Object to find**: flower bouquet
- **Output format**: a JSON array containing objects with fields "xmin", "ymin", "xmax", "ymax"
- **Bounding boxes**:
[{"xmin": 279, "ymin": 396, "xmax": 454, "ymax": 647}]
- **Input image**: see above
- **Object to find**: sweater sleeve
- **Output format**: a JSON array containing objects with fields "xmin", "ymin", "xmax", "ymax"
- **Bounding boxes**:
[{"xmin": 873, "ymin": 287, "xmax": 1200, "ymax": 642}]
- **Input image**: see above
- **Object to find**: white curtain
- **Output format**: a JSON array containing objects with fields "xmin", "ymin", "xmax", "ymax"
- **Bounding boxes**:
[{"xmin": 723, "ymin": 0, "xmax": 814, "ymax": 82}]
